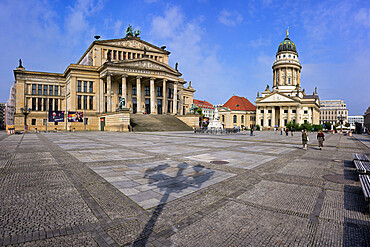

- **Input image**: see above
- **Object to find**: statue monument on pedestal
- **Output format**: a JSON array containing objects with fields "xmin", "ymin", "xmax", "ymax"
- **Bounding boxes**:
[{"xmin": 207, "ymin": 108, "xmax": 223, "ymax": 130}]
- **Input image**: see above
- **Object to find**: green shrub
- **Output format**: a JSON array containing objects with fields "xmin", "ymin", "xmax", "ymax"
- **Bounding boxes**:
[{"xmin": 256, "ymin": 124, "xmax": 260, "ymax": 131}]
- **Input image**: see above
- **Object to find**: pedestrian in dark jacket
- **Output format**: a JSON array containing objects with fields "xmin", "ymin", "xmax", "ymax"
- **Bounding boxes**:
[
  {"xmin": 317, "ymin": 130, "xmax": 325, "ymax": 150},
  {"xmin": 302, "ymin": 129, "xmax": 308, "ymax": 150}
]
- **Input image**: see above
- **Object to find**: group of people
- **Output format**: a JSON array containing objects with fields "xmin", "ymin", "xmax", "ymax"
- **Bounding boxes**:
[{"xmin": 301, "ymin": 129, "xmax": 325, "ymax": 150}]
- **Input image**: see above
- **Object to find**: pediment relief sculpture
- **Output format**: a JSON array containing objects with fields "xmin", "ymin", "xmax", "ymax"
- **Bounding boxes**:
[
  {"xmin": 260, "ymin": 93, "xmax": 294, "ymax": 102},
  {"xmin": 104, "ymin": 40, "xmax": 158, "ymax": 52}
]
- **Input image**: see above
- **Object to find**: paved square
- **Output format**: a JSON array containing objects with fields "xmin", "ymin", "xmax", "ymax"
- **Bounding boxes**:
[{"xmin": 0, "ymin": 131, "xmax": 369, "ymax": 246}]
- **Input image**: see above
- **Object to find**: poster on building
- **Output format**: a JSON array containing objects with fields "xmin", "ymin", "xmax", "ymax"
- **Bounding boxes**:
[
  {"xmin": 68, "ymin": 112, "xmax": 83, "ymax": 122},
  {"xmin": 48, "ymin": 111, "xmax": 65, "ymax": 122}
]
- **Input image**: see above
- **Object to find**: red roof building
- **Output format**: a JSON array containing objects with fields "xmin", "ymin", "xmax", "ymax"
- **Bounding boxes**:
[
  {"xmin": 219, "ymin": 95, "xmax": 256, "ymax": 129},
  {"xmin": 193, "ymin": 99, "xmax": 215, "ymax": 118},
  {"xmin": 222, "ymin": 95, "xmax": 256, "ymax": 111}
]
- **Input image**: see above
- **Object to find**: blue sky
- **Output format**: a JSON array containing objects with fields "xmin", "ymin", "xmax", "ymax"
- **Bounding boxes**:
[{"xmin": 0, "ymin": 0, "xmax": 369, "ymax": 115}]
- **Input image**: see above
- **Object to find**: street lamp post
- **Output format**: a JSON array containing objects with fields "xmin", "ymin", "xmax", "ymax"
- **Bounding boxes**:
[{"xmin": 20, "ymin": 107, "xmax": 32, "ymax": 132}]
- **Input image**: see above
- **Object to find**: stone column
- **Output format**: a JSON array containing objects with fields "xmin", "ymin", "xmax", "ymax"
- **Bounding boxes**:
[
  {"xmin": 287, "ymin": 106, "xmax": 291, "ymax": 123},
  {"xmin": 98, "ymin": 78, "xmax": 103, "ymax": 112},
  {"xmin": 162, "ymin": 79, "xmax": 167, "ymax": 114},
  {"xmin": 150, "ymin": 77, "xmax": 156, "ymax": 114},
  {"xmin": 285, "ymin": 67, "xmax": 288, "ymax": 84},
  {"xmin": 263, "ymin": 107, "xmax": 267, "ymax": 127},
  {"xmin": 298, "ymin": 70, "xmax": 301, "ymax": 86},
  {"xmin": 296, "ymin": 106, "xmax": 300, "ymax": 124},
  {"xmin": 279, "ymin": 107, "xmax": 283, "ymax": 127},
  {"xmin": 136, "ymin": 76, "xmax": 142, "ymax": 113},
  {"xmin": 256, "ymin": 107, "xmax": 260, "ymax": 127},
  {"xmin": 271, "ymin": 106, "xmax": 275, "ymax": 127},
  {"xmin": 173, "ymin": 82, "xmax": 178, "ymax": 114},
  {"xmin": 121, "ymin": 74, "xmax": 127, "ymax": 103},
  {"xmin": 107, "ymin": 74, "xmax": 112, "ymax": 112},
  {"xmin": 273, "ymin": 70, "xmax": 276, "ymax": 87}
]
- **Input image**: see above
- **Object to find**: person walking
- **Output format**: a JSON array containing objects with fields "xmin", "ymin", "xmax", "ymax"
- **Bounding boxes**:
[
  {"xmin": 250, "ymin": 127, "xmax": 254, "ymax": 136},
  {"xmin": 285, "ymin": 128, "xmax": 289, "ymax": 136},
  {"xmin": 291, "ymin": 127, "xmax": 294, "ymax": 136},
  {"xmin": 317, "ymin": 130, "xmax": 325, "ymax": 150},
  {"xmin": 302, "ymin": 129, "xmax": 308, "ymax": 150}
]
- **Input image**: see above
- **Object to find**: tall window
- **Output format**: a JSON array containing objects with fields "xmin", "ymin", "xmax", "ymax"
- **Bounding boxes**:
[
  {"xmin": 44, "ymin": 85, "xmax": 48, "ymax": 95},
  {"xmin": 83, "ymin": 95, "xmax": 87, "ymax": 110},
  {"xmin": 145, "ymin": 86, "xmax": 150, "ymax": 96},
  {"xmin": 241, "ymin": 115, "xmax": 244, "ymax": 123},
  {"xmin": 77, "ymin": 81, "xmax": 81, "ymax": 92},
  {"xmin": 49, "ymin": 98, "xmax": 53, "ymax": 111},
  {"xmin": 119, "ymin": 84, "xmax": 122, "ymax": 94},
  {"xmin": 32, "ymin": 84, "xmax": 36, "ymax": 95},
  {"xmin": 89, "ymin": 96, "xmax": 93, "ymax": 110},
  {"xmin": 54, "ymin": 86, "xmax": 58, "ymax": 96},
  {"xmin": 89, "ymin": 81, "xmax": 93, "ymax": 93},
  {"xmin": 37, "ymin": 98, "xmax": 42, "ymax": 111},
  {"xmin": 84, "ymin": 81, "xmax": 87, "ymax": 92},
  {"xmin": 104, "ymin": 96, "xmax": 107, "ymax": 112},
  {"xmin": 156, "ymin": 86, "xmax": 162, "ymax": 97},
  {"xmin": 54, "ymin": 99, "xmax": 58, "ymax": 111},
  {"xmin": 118, "ymin": 51, "xmax": 122, "ymax": 60},
  {"xmin": 128, "ymin": 52, "xmax": 131, "ymax": 59},
  {"xmin": 38, "ymin": 85, "xmax": 42, "ymax": 95},
  {"xmin": 222, "ymin": 115, "xmax": 225, "ymax": 122},
  {"xmin": 123, "ymin": 52, "xmax": 126, "ymax": 60},
  {"xmin": 49, "ymin": 85, "xmax": 53, "ymax": 95},
  {"xmin": 288, "ymin": 78, "xmax": 291, "ymax": 84},
  {"xmin": 78, "ymin": 95, "xmax": 82, "ymax": 109},
  {"xmin": 32, "ymin": 98, "xmax": 36, "ymax": 111},
  {"xmin": 233, "ymin": 115, "xmax": 237, "ymax": 123},
  {"xmin": 132, "ymin": 86, "xmax": 137, "ymax": 95},
  {"xmin": 113, "ymin": 50, "xmax": 117, "ymax": 59}
]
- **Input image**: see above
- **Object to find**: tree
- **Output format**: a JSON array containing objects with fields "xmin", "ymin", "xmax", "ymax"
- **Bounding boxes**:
[
  {"xmin": 286, "ymin": 120, "xmax": 300, "ymax": 131},
  {"xmin": 299, "ymin": 122, "xmax": 312, "ymax": 131},
  {"xmin": 323, "ymin": 122, "xmax": 332, "ymax": 130}
]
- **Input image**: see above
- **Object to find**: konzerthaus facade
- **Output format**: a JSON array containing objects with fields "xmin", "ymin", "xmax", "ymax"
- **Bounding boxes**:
[
  {"xmin": 255, "ymin": 30, "xmax": 320, "ymax": 128},
  {"xmin": 13, "ymin": 27, "xmax": 195, "ymax": 131}
]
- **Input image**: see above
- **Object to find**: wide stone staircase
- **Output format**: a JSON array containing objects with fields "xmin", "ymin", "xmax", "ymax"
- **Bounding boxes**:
[{"xmin": 130, "ymin": 114, "xmax": 193, "ymax": 132}]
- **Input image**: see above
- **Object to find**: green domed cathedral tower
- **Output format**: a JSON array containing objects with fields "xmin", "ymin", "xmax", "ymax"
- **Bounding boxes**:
[{"xmin": 255, "ymin": 28, "xmax": 320, "ymax": 129}]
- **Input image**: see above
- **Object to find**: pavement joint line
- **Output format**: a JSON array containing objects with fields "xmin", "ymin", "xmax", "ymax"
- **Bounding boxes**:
[{"xmin": 308, "ymin": 189, "xmax": 326, "ymax": 224}]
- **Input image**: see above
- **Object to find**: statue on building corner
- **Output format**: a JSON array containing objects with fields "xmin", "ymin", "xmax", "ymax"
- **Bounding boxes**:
[
  {"xmin": 134, "ymin": 30, "xmax": 141, "ymax": 37},
  {"xmin": 18, "ymin": 59, "xmax": 23, "ymax": 68},
  {"xmin": 315, "ymin": 87, "xmax": 317, "ymax": 95},
  {"xmin": 175, "ymin": 62, "xmax": 178, "ymax": 71},
  {"xmin": 257, "ymin": 92, "xmax": 259, "ymax": 98}
]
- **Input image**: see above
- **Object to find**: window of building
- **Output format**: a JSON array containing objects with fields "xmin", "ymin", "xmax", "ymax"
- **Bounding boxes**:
[
  {"xmin": 48, "ymin": 98, "xmax": 53, "ymax": 111},
  {"xmin": 32, "ymin": 84, "xmax": 36, "ymax": 95},
  {"xmin": 118, "ymin": 51, "xmax": 121, "ymax": 60},
  {"xmin": 122, "ymin": 52, "xmax": 126, "ymax": 60},
  {"xmin": 132, "ymin": 86, "xmax": 137, "ymax": 95},
  {"xmin": 84, "ymin": 81, "xmax": 87, "ymax": 92},
  {"xmin": 84, "ymin": 118, "xmax": 88, "ymax": 125},
  {"xmin": 54, "ymin": 99, "xmax": 58, "ymax": 111},
  {"xmin": 89, "ymin": 81, "xmax": 93, "ymax": 93},
  {"xmin": 78, "ymin": 81, "xmax": 82, "ymax": 92},
  {"xmin": 104, "ymin": 82, "xmax": 107, "ymax": 94},
  {"xmin": 145, "ymin": 86, "xmax": 150, "ymax": 96},
  {"xmin": 284, "ymin": 119, "xmax": 287, "ymax": 125},
  {"xmin": 113, "ymin": 50, "xmax": 117, "ymax": 60},
  {"xmin": 54, "ymin": 85, "xmax": 58, "ymax": 96},
  {"xmin": 38, "ymin": 85, "xmax": 42, "ymax": 95},
  {"xmin": 54, "ymin": 122, "xmax": 58, "ymax": 125},
  {"xmin": 78, "ymin": 95, "xmax": 82, "ymax": 109},
  {"xmin": 283, "ymin": 55, "xmax": 286, "ymax": 57},
  {"xmin": 118, "ymin": 83, "xmax": 122, "ymax": 95},
  {"xmin": 37, "ymin": 98, "xmax": 42, "ymax": 111},
  {"xmin": 241, "ymin": 115, "xmax": 244, "ymax": 123},
  {"xmin": 104, "ymin": 96, "xmax": 107, "ymax": 112},
  {"xmin": 268, "ymin": 110, "xmax": 272, "ymax": 113},
  {"xmin": 288, "ymin": 78, "xmax": 291, "ymax": 84},
  {"xmin": 292, "ymin": 110, "xmax": 296, "ymax": 113},
  {"xmin": 89, "ymin": 96, "xmax": 93, "ymax": 110},
  {"xmin": 304, "ymin": 110, "xmax": 308, "ymax": 114},
  {"xmin": 222, "ymin": 115, "xmax": 225, "ymax": 122},
  {"xmin": 128, "ymin": 52, "xmax": 131, "ymax": 59},
  {"xmin": 289, "ymin": 55, "xmax": 291, "ymax": 58},
  {"xmin": 284, "ymin": 110, "xmax": 288, "ymax": 113},
  {"xmin": 49, "ymin": 85, "xmax": 53, "ymax": 95},
  {"xmin": 31, "ymin": 119, "xmax": 36, "ymax": 125},
  {"xmin": 168, "ymin": 88, "xmax": 173, "ymax": 98},
  {"xmin": 304, "ymin": 120, "xmax": 308, "ymax": 124},
  {"xmin": 44, "ymin": 85, "xmax": 48, "ymax": 95},
  {"xmin": 32, "ymin": 98, "xmax": 36, "ymax": 111},
  {"xmin": 83, "ymin": 95, "xmax": 87, "ymax": 110},
  {"xmin": 260, "ymin": 110, "xmax": 264, "ymax": 113},
  {"xmin": 233, "ymin": 115, "xmax": 237, "ymax": 123},
  {"xmin": 156, "ymin": 86, "xmax": 162, "ymax": 97}
]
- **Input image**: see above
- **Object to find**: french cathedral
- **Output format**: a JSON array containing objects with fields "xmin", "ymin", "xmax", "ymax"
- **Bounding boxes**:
[{"xmin": 255, "ymin": 29, "xmax": 320, "ymax": 128}]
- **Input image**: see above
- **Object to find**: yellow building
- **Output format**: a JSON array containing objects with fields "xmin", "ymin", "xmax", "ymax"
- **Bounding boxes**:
[
  {"xmin": 13, "ymin": 27, "xmax": 195, "ymax": 131},
  {"xmin": 255, "ymin": 30, "xmax": 320, "ymax": 129},
  {"xmin": 219, "ymin": 95, "xmax": 256, "ymax": 129}
]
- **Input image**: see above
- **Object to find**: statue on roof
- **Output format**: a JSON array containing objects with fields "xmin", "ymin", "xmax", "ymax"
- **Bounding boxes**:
[
  {"xmin": 126, "ymin": 24, "xmax": 134, "ymax": 37},
  {"xmin": 315, "ymin": 87, "xmax": 317, "ymax": 95},
  {"xmin": 257, "ymin": 92, "xmax": 259, "ymax": 98},
  {"xmin": 265, "ymin": 84, "xmax": 270, "ymax": 91},
  {"xmin": 287, "ymin": 27, "xmax": 289, "ymax": 37},
  {"xmin": 18, "ymin": 59, "xmax": 23, "ymax": 68},
  {"xmin": 134, "ymin": 30, "xmax": 141, "ymax": 37},
  {"xmin": 175, "ymin": 62, "xmax": 178, "ymax": 71}
]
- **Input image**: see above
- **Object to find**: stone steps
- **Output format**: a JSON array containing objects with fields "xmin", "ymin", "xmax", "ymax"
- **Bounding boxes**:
[{"xmin": 130, "ymin": 114, "xmax": 193, "ymax": 132}]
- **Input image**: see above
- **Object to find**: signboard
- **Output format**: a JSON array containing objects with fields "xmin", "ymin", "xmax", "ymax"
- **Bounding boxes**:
[
  {"xmin": 49, "ymin": 111, "xmax": 65, "ymax": 122},
  {"xmin": 68, "ymin": 111, "xmax": 83, "ymax": 122}
]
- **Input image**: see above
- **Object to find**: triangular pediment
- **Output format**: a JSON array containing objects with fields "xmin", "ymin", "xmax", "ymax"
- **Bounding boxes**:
[
  {"xmin": 105, "ymin": 58, "xmax": 181, "ymax": 76},
  {"xmin": 258, "ymin": 92, "xmax": 297, "ymax": 103},
  {"xmin": 98, "ymin": 37, "xmax": 166, "ymax": 53}
]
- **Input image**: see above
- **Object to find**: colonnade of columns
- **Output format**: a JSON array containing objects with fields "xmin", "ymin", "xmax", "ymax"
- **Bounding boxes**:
[
  {"xmin": 102, "ymin": 74, "xmax": 181, "ymax": 115},
  {"xmin": 256, "ymin": 105, "xmax": 304, "ymax": 127},
  {"xmin": 273, "ymin": 67, "xmax": 301, "ymax": 87}
]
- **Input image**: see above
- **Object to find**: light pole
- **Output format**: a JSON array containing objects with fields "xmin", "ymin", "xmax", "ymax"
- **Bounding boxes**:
[
  {"xmin": 20, "ymin": 107, "xmax": 31, "ymax": 132},
  {"xmin": 45, "ymin": 96, "xmax": 48, "ymax": 132}
]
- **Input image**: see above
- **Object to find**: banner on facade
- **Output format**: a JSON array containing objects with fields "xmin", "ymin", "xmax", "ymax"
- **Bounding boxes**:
[
  {"xmin": 49, "ymin": 111, "xmax": 65, "ymax": 122},
  {"xmin": 68, "ymin": 111, "xmax": 83, "ymax": 122}
]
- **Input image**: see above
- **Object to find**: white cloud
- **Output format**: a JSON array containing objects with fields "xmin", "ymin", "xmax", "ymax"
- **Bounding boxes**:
[
  {"xmin": 355, "ymin": 8, "xmax": 370, "ymax": 28},
  {"xmin": 218, "ymin": 9, "xmax": 243, "ymax": 27},
  {"xmin": 249, "ymin": 38, "xmax": 271, "ymax": 48},
  {"xmin": 114, "ymin": 20, "xmax": 123, "ymax": 36},
  {"xmin": 150, "ymin": 6, "xmax": 184, "ymax": 40}
]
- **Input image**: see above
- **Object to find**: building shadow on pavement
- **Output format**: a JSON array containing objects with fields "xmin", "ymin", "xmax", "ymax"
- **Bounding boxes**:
[{"xmin": 132, "ymin": 162, "xmax": 215, "ymax": 246}]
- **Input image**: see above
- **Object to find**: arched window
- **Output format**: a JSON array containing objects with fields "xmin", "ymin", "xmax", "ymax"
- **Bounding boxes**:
[
  {"xmin": 241, "ymin": 115, "xmax": 244, "ymax": 123},
  {"xmin": 233, "ymin": 115, "xmax": 237, "ymax": 123}
]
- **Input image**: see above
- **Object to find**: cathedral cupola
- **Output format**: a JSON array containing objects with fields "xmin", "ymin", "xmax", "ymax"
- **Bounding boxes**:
[{"xmin": 277, "ymin": 28, "xmax": 297, "ymax": 54}]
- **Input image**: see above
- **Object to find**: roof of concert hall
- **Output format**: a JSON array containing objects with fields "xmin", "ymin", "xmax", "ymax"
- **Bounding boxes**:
[{"xmin": 222, "ymin": 95, "xmax": 256, "ymax": 111}]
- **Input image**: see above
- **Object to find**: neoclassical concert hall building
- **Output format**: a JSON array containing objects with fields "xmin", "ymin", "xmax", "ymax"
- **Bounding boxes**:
[
  {"xmin": 13, "ymin": 27, "xmax": 195, "ymax": 131},
  {"xmin": 255, "ymin": 30, "xmax": 320, "ymax": 128}
]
